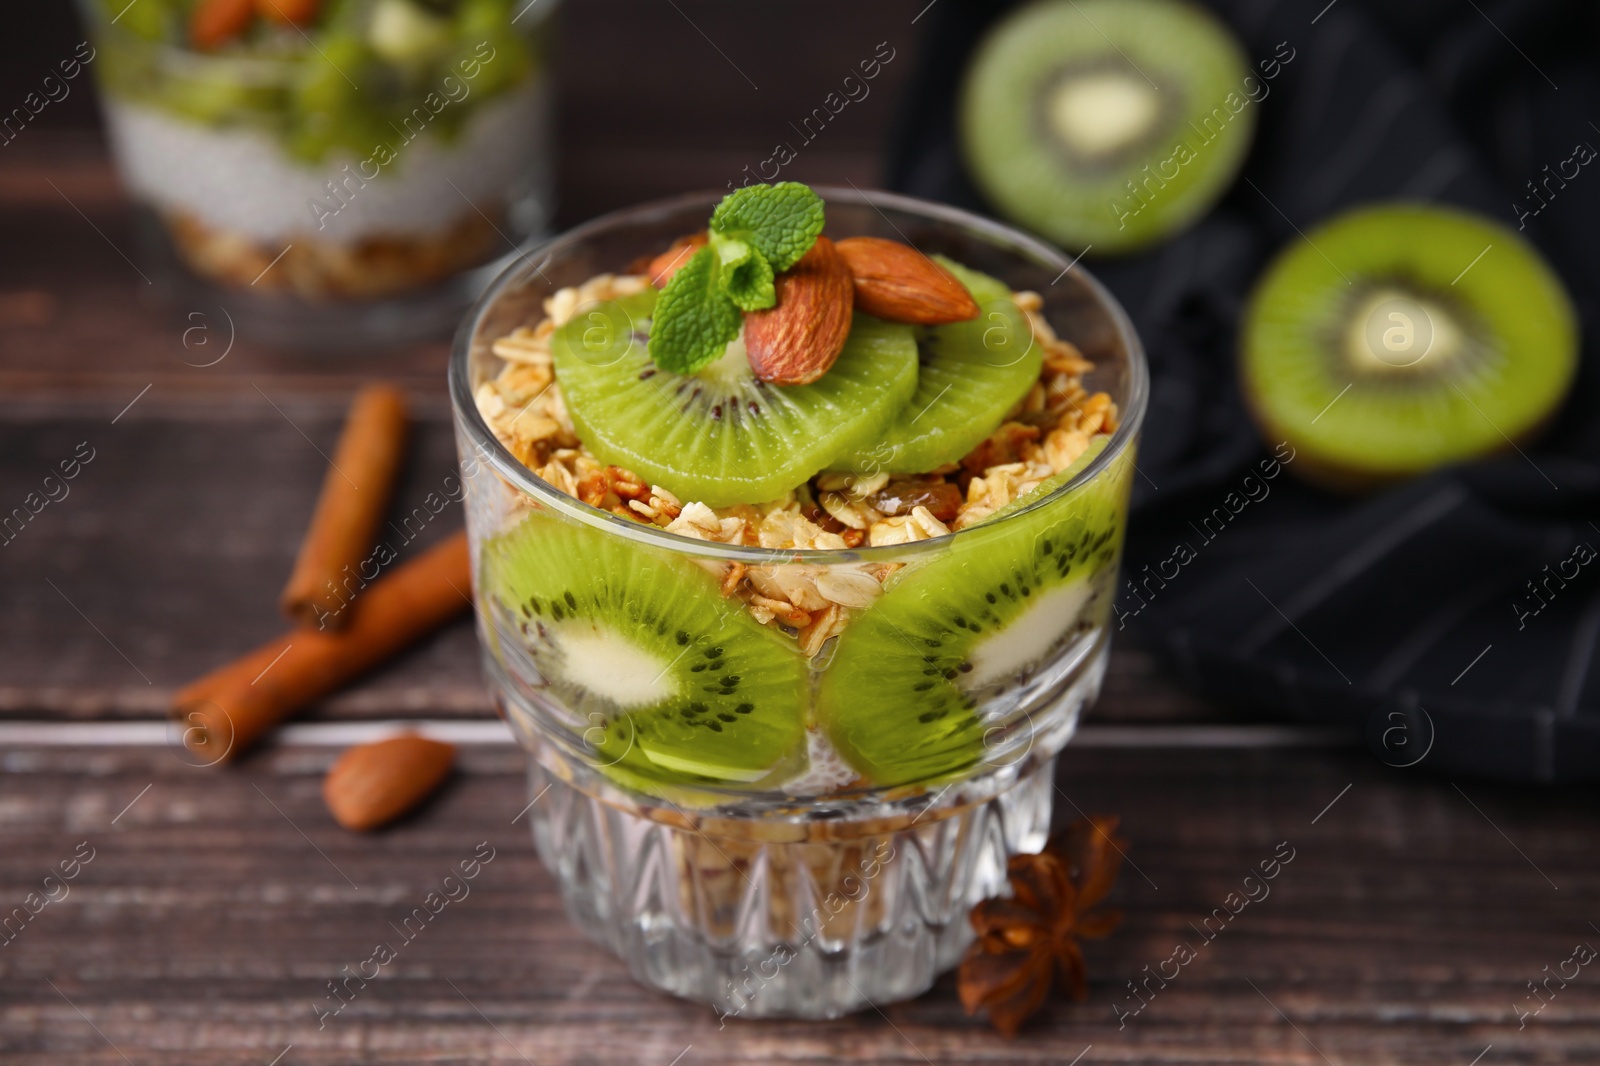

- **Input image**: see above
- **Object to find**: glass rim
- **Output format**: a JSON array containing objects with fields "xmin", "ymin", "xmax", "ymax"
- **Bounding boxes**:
[{"xmin": 448, "ymin": 185, "xmax": 1149, "ymax": 565}]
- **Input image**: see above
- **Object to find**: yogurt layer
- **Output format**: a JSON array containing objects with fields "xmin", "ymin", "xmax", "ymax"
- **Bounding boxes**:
[{"xmin": 103, "ymin": 79, "xmax": 548, "ymax": 244}]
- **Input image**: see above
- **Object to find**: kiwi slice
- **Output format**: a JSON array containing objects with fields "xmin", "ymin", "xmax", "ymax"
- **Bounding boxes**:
[
  {"xmin": 1240, "ymin": 203, "xmax": 1579, "ymax": 486},
  {"xmin": 111, "ymin": 0, "xmax": 175, "ymax": 42},
  {"xmin": 287, "ymin": 32, "xmax": 384, "ymax": 160},
  {"xmin": 841, "ymin": 259, "xmax": 1041, "ymax": 475},
  {"xmin": 817, "ymin": 438, "xmax": 1128, "ymax": 787},
  {"xmin": 484, "ymin": 511, "xmax": 807, "ymax": 789},
  {"xmin": 369, "ymin": 0, "xmax": 454, "ymax": 69},
  {"xmin": 552, "ymin": 288, "xmax": 919, "ymax": 507},
  {"xmin": 452, "ymin": 0, "xmax": 536, "ymax": 96},
  {"xmin": 960, "ymin": 0, "xmax": 1253, "ymax": 254}
]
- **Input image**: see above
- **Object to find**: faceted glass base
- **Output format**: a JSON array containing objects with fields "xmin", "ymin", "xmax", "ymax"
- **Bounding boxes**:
[{"xmin": 524, "ymin": 756, "xmax": 1057, "ymax": 1019}]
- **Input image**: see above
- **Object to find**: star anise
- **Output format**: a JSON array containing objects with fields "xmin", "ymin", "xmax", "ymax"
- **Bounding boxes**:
[{"xmin": 957, "ymin": 814, "xmax": 1127, "ymax": 1037}]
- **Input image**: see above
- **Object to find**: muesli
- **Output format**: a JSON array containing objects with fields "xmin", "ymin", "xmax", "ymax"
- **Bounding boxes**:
[{"xmin": 476, "ymin": 274, "xmax": 1117, "ymax": 647}]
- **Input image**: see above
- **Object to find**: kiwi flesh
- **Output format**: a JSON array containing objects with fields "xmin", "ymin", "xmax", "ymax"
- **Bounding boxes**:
[
  {"xmin": 1240, "ymin": 203, "xmax": 1578, "ymax": 487},
  {"xmin": 816, "ymin": 438, "xmax": 1129, "ymax": 787},
  {"xmin": 841, "ymin": 259, "xmax": 1042, "ymax": 475},
  {"xmin": 960, "ymin": 0, "xmax": 1254, "ymax": 254},
  {"xmin": 552, "ymin": 288, "xmax": 919, "ymax": 507},
  {"xmin": 483, "ymin": 511, "xmax": 807, "ymax": 789}
]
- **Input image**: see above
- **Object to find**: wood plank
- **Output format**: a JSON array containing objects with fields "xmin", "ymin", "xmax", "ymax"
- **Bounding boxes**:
[{"xmin": 1, "ymin": 745, "xmax": 1594, "ymax": 1063}]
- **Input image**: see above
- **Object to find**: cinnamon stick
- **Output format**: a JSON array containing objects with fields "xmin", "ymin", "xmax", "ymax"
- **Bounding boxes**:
[
  {"xmin": 178, "ymin": 532, "xmax": 473, "ymax": 761},
  {"xmin": 281, "ymin": 384, "xmax": 409, "ymax": 631},
  {"xmin": 173, "ymin": 633, "xmax": 297, "ymax": 711}
]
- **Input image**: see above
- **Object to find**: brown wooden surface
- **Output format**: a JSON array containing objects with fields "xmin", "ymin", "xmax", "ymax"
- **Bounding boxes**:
[
  {"xmin": 4, "ymin": 743, "xmax": 1597, "ymax": 1064},
  {"xmin": 3, "ymin": 3, "xmax": 1598, "ymax": 1060}
]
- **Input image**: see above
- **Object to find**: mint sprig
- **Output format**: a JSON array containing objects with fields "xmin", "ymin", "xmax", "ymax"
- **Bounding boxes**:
[
  {"xmin": 647, "ymin": 183, "xmax": 825, "ymax": 375},
  {"xmin": 709, "ymin": 231, "xmax": 776, "ymax": 312},
  {"xmin": 649, "ymin": 246, "xmax": 743, "ymax": 375},
  {"xmin": 710, "ymin": 182, "xmax": 826, "ymax": 276}
]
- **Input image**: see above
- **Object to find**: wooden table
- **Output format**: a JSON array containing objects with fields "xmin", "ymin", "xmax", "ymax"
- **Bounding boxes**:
[{"xmin": 3, "ymin": 6, "xmax": 1598, "ymax": 1059}]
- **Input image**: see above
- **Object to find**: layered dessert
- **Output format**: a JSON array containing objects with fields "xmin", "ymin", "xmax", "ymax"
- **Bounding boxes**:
[
  {"xmin": 86, "ymin": 0, "xmax": 550, "ymax": 299},
  {"xmin": 468, "ymin": 182, "xmax": 1133, "ymax": 800}
]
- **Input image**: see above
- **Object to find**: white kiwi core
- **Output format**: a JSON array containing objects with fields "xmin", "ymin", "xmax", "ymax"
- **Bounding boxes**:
[
  {"xmin": 1047, "ymin": 71, "xmax": 1162, "ymax": 160},
  {"xmin": 698, "ymin": 329, "xmax": 751, "ymax": 384},
  {"xmin": 551, "ymin": 621, "xmax": 677, "ymax": 707},
  {"xmin": 962, "ymin": 580, "xmax": 1094, "ymax": 690},
  {"xmin": 1344, "ymin": 287, "xmax": 1465, "ymax": 375}
]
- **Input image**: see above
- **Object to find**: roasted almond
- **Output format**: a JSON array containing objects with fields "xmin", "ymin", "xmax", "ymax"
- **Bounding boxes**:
[
  {"xmin": 648, "ymin": 232, "xmax": 709, "ymax": 288},
  {"xmin": 744, "ymin": 236, "xmax": 854, "ymax": 386},
  {"xmin": 323, "ymin": 733, "xmax": 455, "ymax": 832},
  {"xmin": 256, "ymin": 0, "xmax": 321, "ymax": 24},
  {"xmin": 190, "ymin": 0, "xmax": 256, "ymax": 49},
  {"xmin": 835, "ymin": 237, "xmax": 980, "ymax": 325}
]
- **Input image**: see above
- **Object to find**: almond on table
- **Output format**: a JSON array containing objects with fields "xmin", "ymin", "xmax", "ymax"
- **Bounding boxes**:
[{"xmin": 323, "ymin": 734, "xmax": 456, "ymax": 832}]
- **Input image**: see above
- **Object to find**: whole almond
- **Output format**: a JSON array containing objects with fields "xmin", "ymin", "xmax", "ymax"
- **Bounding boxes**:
[
  {"xmin": 256, "ymin": 0, "xmax": 321, "ymax": 24},
  {"xmin": 835, "ymin": 237, "xmax": 980, "ymax": 325},
  {"xmin": 744, "ymin": 236, "xmax": 854, "ymax": 385},
  {"xmin": 648, "ymin": 232, "xmax": 709, "ymax": 288},
  {"xmin": 323, "ymin": 733, "xmax": 455, "ymax": 831},
  {"xmin": 190, "ymin": 0, "xmax": 256, "ymax": 49}
]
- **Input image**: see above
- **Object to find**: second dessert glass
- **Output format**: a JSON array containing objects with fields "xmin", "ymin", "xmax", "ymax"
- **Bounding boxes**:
[
  {"xmin": 80, "ymin": 0, "xmax": 556, "ymax": 348},
  {"xmin": 449, "ymin": 188, "xmax": 1146, "ymax": 1018}
]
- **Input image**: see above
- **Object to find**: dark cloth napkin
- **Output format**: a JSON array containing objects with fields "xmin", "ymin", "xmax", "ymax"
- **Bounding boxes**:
[{"xmin": 886, "ymin": 0, "xmax": 1600, "ymax": 780}]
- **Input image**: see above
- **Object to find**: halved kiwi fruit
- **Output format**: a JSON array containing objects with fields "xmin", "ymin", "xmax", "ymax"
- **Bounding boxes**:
[
  {"xmin": 841, "ymin": 259, "xmax": 1042, "ymax": 475},
  {"xmin": 816, "ymin": 439, "xmax": 1129, "ymax": 787},
  {"xmin": 1240, "ymin": 203, "xmax": 1578, "ymax": 487},
  {"xmin": 484, "ymin": 511, "xmax": 808, "ymax": 790},
  {"xmin": 960, "ymin": 0, "xmax": 1254, "ymax": 254},
  {"xmin": 552, "ymin": 288, "xmax": 919, "ymax": 507}
]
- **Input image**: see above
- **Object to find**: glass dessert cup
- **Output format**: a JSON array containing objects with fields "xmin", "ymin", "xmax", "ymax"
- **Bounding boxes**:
[
  {"xmin": 449, "ymin": 188, "xmax": 1147, "ymax": 1018},
  {"xmin": 79, "ymin": 0, "xmax": 555, "ymax": 349}
]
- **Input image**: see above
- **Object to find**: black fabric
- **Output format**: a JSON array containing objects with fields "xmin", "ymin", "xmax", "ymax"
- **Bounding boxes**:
[{"xmin": 887, "ymin": 0, "xmax": 1600, "ymax": 780}]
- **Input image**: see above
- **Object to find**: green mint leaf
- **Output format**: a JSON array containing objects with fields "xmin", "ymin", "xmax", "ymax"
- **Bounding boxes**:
[
  {"xmin": 724, "ymin": 253, "xmax": 776, "ymax": 312},
  {"xmin": 647, "ymin": 245, "xmax": 743, "ymax": 375},
  {"xmin": 710, "ymin": 230, "xmax": 776, "ymax": 311},
  {"xmin": 710, "ymin": 182, "xmax": 825, "ymax": 274}
]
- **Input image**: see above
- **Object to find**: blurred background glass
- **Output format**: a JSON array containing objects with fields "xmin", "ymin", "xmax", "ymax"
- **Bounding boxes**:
[{"xmin": 70, "ymin": 0, "xmax": 556, "ymax": 348}]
